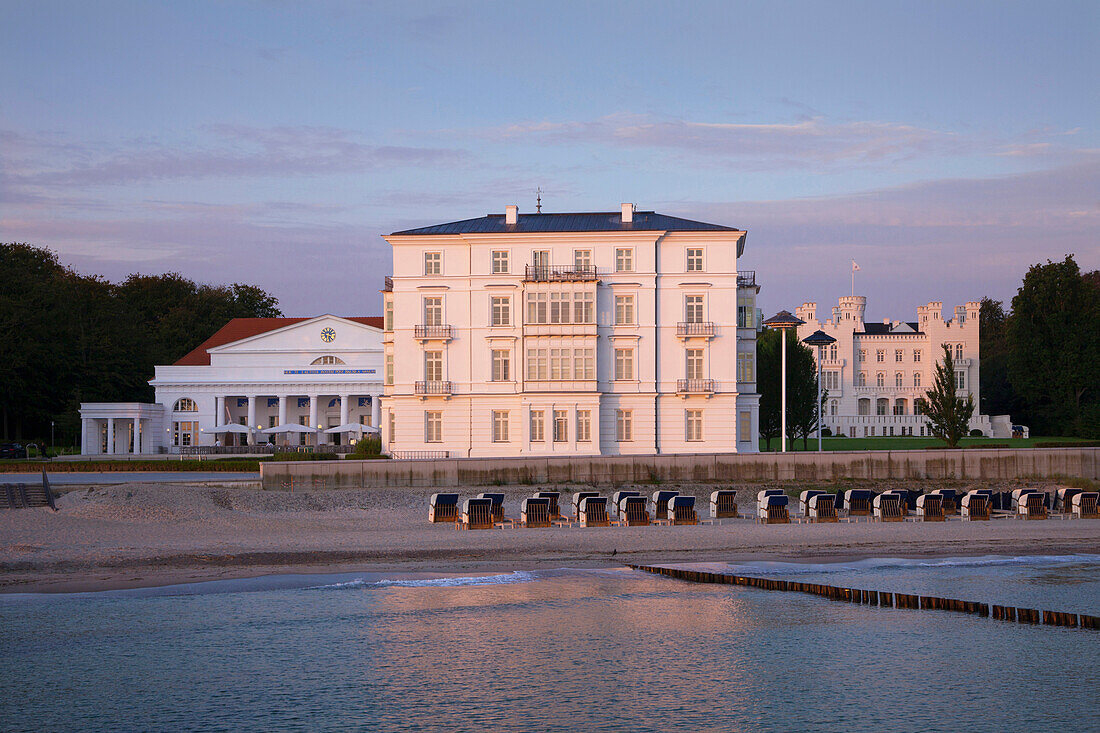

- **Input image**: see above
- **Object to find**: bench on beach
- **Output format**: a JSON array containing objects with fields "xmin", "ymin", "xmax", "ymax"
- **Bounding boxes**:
[
  {"xmin": 1071, "ymin": 492, "xmax": 1098, "ymax": 520},
  {"xmin": 961, "ymin": 491, "xmax": 990, "ymax": 520},
  {"xmin": 579, "ymin": 496, "xmax": 610, "ymax": 527},
  {"xmin": 807, "ymin": 493, "xmax": 837, "ymax": 522},
  {"xmin": 428, "ymin": 493, "xmax": 459, "ymax": 523},
  {"xmin": 915, "ymin": 493, "xmax": 945, "ymax": 522},
  {"xmin": 757, "ymin": 493, "xmax": 790, "ymax": 524},
  {"xmin": 617, "ymin": 495, "xmax": 650, "ymax": 526},
  {"xmin": 535, "ymin": 491, "xmax": 562, "ymax": 519},
  {"xmin": 710, "ymin": 490, "xmax": 739, "ymax": 519},
  {"xmin": 873, "ymin": 493, "xmax": 904, "ymax": 522},
  {"xmin": 668, "ymin": 495, "xmax": 698, "ymax": 526},
  {"xmin": 458, "ymin": 497, "xmax": 495, "ymax": 530},
  {"xmin": 520, "ymin": 497, "xmax": 551, "ymax": 528},
  {"xmin": 651, "ymin": 490, "xmax": 680, "ymax": 522}
]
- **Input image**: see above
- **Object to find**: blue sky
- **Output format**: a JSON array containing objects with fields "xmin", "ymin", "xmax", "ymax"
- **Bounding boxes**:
[{"xmin": 2, "ymin": 0, "xmax": 1097, "ymax": 319}]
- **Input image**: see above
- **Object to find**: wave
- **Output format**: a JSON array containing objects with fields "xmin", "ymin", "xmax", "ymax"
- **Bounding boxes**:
[
  {"xmin": 307, "ymin": 570, "xmax": 542, "ymax": 591},
  {"xmin": 703, "ymin": 554, "xmax": 1100, "ymax": 577}
]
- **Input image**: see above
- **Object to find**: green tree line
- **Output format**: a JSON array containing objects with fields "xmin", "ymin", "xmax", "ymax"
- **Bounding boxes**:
[{"xmin": 0, "ymin": 243, "xmax": 281, "ymax": 443}]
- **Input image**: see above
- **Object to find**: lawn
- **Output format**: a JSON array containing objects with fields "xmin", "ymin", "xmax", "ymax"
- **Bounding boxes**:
[{"xmin": 759, "ymin": 436, "xmax": 1099, "ymax": 452}]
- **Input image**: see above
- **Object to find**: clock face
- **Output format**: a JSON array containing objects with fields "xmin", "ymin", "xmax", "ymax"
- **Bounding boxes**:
[{"xmin": 320, "ymin": 327, "xmax": 336, "ymax": 343}]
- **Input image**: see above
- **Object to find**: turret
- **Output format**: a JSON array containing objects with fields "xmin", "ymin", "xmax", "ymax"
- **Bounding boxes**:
[
  {"xmin": 795, "ymin": 302, "xmax": 817, "ymax": 324},
  {"xmin": 917, "ymin": 301, "xmax": 943, "ymax": 329},
  {"xmin": 837, "ymin": 296, "xmax": 865, "ymax": 329}
]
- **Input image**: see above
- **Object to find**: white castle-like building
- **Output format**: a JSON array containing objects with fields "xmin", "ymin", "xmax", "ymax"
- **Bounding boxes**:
[
  {"xmin": 381, "ymin": 203, "xmax": 762, "ymax": 458},
  {"xmin": 794, "ymin": 296, "xmax": 997, "ymax": 437}
]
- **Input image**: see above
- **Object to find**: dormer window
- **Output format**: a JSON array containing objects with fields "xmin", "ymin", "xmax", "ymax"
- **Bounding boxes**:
[{"xmin": 312, "ymin": 355, "xmax": 346, "ymax": 365}]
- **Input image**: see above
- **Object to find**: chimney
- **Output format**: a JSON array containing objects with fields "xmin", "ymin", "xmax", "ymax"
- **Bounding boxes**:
[
  {"xmin": 621, "ymin": 203, "xmax": 634, "ymax": 223},
  {"xmin": 505, "ymin": 205, "xmax": 518, "ymax": 225}
]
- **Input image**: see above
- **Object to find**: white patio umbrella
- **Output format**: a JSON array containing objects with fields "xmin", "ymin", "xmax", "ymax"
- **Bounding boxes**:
[
  {"xmin": 261, "ymin": 423, "xmax": 319, "ymax": 435},
  {"xmin": 206, "ymin": 423, "xmax": 254, "ymax": 434},
  {"xmin": 323, "ymin": 423, "xmax": 379, "ymax": 435}
]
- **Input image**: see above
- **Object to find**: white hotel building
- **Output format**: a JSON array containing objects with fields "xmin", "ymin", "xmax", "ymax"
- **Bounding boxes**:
[
  {"xmin": 381, "ymin": 204, "xmax": 762, "ymax": 458},
  {"xmin": 794, "ymin": 296, "xmax": 995, "ymax": 438}
]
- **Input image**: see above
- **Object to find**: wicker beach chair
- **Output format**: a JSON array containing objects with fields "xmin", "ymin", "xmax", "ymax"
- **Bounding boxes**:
[
  {"xmin": 617, "ymin": 495, "xmax": 650, "ymax": 526},
  {"xmin": 458, "ymin": 497, "xmax": 495, "ymax": 530},
  {"xmin": 757, "ymin": 493, "xmax": 790, "ymax": 524},
  {"xmin": 572, "ymin": 491, "xmax": 600, "ymax": 520},
  {"xmin": 1017, "ymin": 492, "xmax": 1047, "ymax": 520},
  {"xmin": 960, "ymin": 491, "xmax": 990, "ymax": 520},
  {"xmin": 930, "ymin": 489, "xmax": 958, "ymax": 515},
  {"xmin": 873, "ymin": 493, "xmax": 904, "ymax": 522},
  {"xmin": 535, "ymin": 491, "xmax": 562, "ymax": 519},
  {"xmin": 915, "ymin": 493, "xmax": 945, "ymax": 522},
  {"xmin": 882, "ymin": 490, "xmax": 910, "ymax": 517},
  {"xmin": 807, "ymin": 493, "xmax": 837, "ymax": 522},
  {"xmin": 478, "ymin": 492, "xmax": 507, "ymax": 524},
  {"xmin": 799, "ymin": 490, "xmax": 826, "ymax": 516},
  {"xmin": 428, "ymin": 493, "xmax": 459, "ymax": 523},
  {"xmin": 579, "ymin": 496, "xmax": 611, "ymax": 527},
  {"xmin": 651, "ymin": 490, "xmax": 680, "ymax": 522},
  {"xmin": 520, "ymin": 497, "xmax": 551, "ymax": 528},
  {"xmin": 845, "ymin": 489, "xmax": 873, "ymax": 517},
  {"xmin": 1071, "ymin": 492, "xmax": 1099, "ymax": 519},
  {"xmin": 1056, "ymin": 488, "xmax": 1082, "ymax": 514},
  {"xmin": 612, "ymin": 490, "xmax": 642, "ymax": 518},
  {"xmin": 709, "ymin": 490, "xmax": 739, "ymax": 519},
  {"xmin": 668, "ymin": 495, "xmax": 698, "ymax": 525}
]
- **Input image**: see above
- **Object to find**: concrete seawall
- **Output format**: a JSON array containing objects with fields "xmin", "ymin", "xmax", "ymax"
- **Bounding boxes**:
[{"xmin": 260, "ymin": 447, "xmax": 1100, "ymax": 489}]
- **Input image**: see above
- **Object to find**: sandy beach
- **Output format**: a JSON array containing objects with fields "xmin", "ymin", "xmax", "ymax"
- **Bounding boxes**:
[{"xmin": 2, "ymin": 481, "xmax": 1098, "ymax": 593}]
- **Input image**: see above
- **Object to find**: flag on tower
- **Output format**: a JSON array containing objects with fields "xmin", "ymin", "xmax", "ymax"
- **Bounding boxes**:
[{"xmin": 851, "ymin": 260, "xmax": 861, "ymax": 272}]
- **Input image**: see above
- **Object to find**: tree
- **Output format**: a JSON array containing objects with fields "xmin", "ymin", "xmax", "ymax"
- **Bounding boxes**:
[
  {"xmin": 978, "ymin": 297, "xmax": 1018, "ymax": 418},
  {"xmin": 758, "ymin": 328, "xmax": 820, "ymax": 450},
  {"xmin": 1006, "ymin": 256, "xmax": 1100, "ymax": 437},
  {"xmin": 917, "ymin": 344, "xmax": 974, "ymax": 447},
  {"xmin": 756, "ymin": 329, "xmax": 781, "ymax": 449}
]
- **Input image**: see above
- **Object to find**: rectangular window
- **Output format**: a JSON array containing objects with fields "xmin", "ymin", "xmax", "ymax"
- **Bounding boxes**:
[
  {"xmin": 491, "ymin": 250, "xmax": 509, "ymax": 274},
  {"xmin": 490, "ymin": 296, "xmax": 511, "ymax": 326},
  {"xmin": 858, "ymin": 372, "xmax": 866, "ymax": 386},
  {"xmin": 615, "ymin": 248, "xmax": 634, "ymax": 272},
  {"xmin": 876, "ymin": 349, "xmax": 885, "ymax": 363},
  {"xmin": 550, "ymin": 348, "xmax": 571, "ymax": 380},
  {"xmin": 576, "ymin": 410, "xmax": 591, "ymax": 442},
  {"xmin": 955, "ymin": 344, "xmax": 963, "ymax": 361},
  {"xmin": 424, "ymin": 251, "xmax": 441, "ymax": 275},
  {"xmin": 574, "ymin": 348, "xmax": 595, "ymax": 380},
  {"xmin": 893, "ymin": 402, "xmax": 905, "ymax": 416},
  {"xmin": 526, "ymin": 348, "xmax": 548, "ymax": 380},
  {"xmin": 423, "ymin": 297, "xmax": 443, "ymax": 326},
  {"xmin": 739, "ymin": 411, "xmax": 752, "ymax": 442},
  {"xmin": 553, "ymin": 410, "xmax": 568, "ymax": 442},
  {"xmin": 614, "ymin": 348, "xmax": 635, "ymax": 381},
  {"xmin": 384, "ymin": 299, "xmax": 393, "ymax": 331},
  {"xmin": 491, "ymin": 349, "xmax": 510, "ymax": 381},
  {"xmin": 913, "ymin": 372, "xmax": 921, "ymax": 387},
  {"xmin": 737, "ymin": 352, "xmax": 755, "ymax": 383},
  {"xmin": 686, "ymin": 348, "xmax": 704, "ymax": 380},
  {"xmin": 737, "ymin": 299, "xmax": 754, "ymax": 328},
  {"xmin": 876, "ymin": 372, "xmax": 885, "ymax": 388},
  {"xmin": 385, "ymin": 354, "xmax": 394, "ymax": 385},
  {"xmin": 616, "ymin": 410, "xmax": 633, "ymax": 441},
  {"xmin": 686, "ymin": 409, "xmax": 703, "ymax": 442},
  {"xmin": 913, "ymin": 350, "xmax": 922, "ymax": 362},
  {"xmin": 530, "ymin": 410, "xmax": 545, "ymax": 442},
  {"xmin": 685, "ymin": 295, "xmax": 704, "ymax": 323},
  {"xmin": 574, "ymin": 250, "xmax": 591, "ymax": 270},
  {"xmin": 388, "ymin": 412, "xmax": 396, "ymax": 444},
  {"xmin": 828, "ymin": 344, "xmax": 838, "ymax": 361},
  {"xmin": 895, "ymin": 372, "xmax": 903, "ymax": 387},
  {"xmin": 550, "ymin": 292, "xmax": 570, "ymax": 324},
  {"xmin": 573, "ymin": 291, "xmax": 594, "ymax": 323},
  {"xmin": 424, "ymin": 351, "xmax": 443, "ymax": 382},
  {"xmin": 526, "ymin": 292, "xmax": 547, "ymax": 324},
  {"xmin": 686, "ymin": 248, "xmax": 703, "ymax": 272},
  {"xmin": 614, "ymin": 294, "xmax": 635, "ymax": 325},
  {"xmin": 823, "ymin": 370, "xmax": 839, "ymax": 391},
  {"xmin": 492, "ymin": 411, "xmax": 509, "ymax": 442},
  {"xmin": 858, "ymin": 349, "xmax": 866, "ymax": 362},
  {"xmin": 858, "ymin": 399, "xmax": 871, "ymax": 416},
  {"xmin": 915, "ymin": 401, "xmax": 923, "ymax": 416},
  {"xmin": 895, "ymin": 349, "xmax": 903, "ymax": 362},
  {"xmin": 425, "ymin": 411, "xmax": 442, "ymax": 443},
  {"xmin": 955, "ymin": 370, "xmax": 966, "ymax": 390},
  {"xmin": 532, "ymin": 250, "xmax": 549, "ymax": 268}
]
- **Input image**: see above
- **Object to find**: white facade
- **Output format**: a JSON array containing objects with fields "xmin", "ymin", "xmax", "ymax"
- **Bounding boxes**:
[
  {"xmin": 80, "ymin": 315, "xmax": 384, "ymax": 454},
  {"xmin": 381, "ymin": 204, "xmax": 761, "ymax": 458},
  {"xmin": 794, "ymin": 296, "xmax": 992, "ymax": 437}
]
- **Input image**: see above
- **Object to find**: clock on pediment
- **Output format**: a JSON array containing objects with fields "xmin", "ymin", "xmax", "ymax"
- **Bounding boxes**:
[{"xmin": 320, "ymin": 327, "xmax": 336, "ymax": 343}]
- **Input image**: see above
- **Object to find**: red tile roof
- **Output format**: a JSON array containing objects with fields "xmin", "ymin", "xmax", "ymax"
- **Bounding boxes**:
[{"xmin": 173, "ymin": 317, "xmax": 384, "ymax": 366}]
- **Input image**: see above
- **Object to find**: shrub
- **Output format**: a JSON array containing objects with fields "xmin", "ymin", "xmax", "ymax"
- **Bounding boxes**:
[
  {"xmin": 352, "ymin": 435, "xmax": 382, "ymax": 456},
  {"xmin": 969, "ymin": 429, "xmax": 985, "ymax": 437},
  {"xmin": 821, "ymin": 427, "xmax": 832, "ymax": 437}
]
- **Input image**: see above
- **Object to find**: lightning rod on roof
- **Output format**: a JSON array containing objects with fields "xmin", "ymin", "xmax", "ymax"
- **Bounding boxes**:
[{"xmin": 536, "ymin": 187, "xmax": 542, "ymax": 213}]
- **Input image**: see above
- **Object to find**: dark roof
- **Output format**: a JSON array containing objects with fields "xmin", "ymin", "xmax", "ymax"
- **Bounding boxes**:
[
  {"xmin": 390, "ymin": 211, "xmax": 739, "ymax": 236},
  {"xmin": 857, "ymin": 322, "xmax": 923, "ymax": 336},
  {"xmin": 174, "ymin": 317, "xmax": 383, "ymax": 366}
]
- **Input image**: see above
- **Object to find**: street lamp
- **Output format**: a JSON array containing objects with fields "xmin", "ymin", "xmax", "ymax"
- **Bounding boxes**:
[
  {"xmin": 802, "ymin": 329, "xmax": 838, "ymax": 452},
  {"xmin": 762, "ymin": 310, "xmax": 805, "ymax": 452}
]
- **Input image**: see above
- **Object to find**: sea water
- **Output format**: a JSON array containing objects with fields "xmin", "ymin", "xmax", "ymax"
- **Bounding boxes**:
[{"xmin": 2, "ymin": 556, "xmax": 1098, "ymax": 732}]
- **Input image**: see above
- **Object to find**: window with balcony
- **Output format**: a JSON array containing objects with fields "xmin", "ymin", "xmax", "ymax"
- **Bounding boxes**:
[
  {"xmin": 553, "ymin": 410, "xmax": 568, "ymax": 442},
  {"xmin": 686, "ymin": 409, "xmax": 703, "ymax": 441},
  {"xmin": 877, "ymin": 398, "xmax": 889, "ymax": 415},
  {"xmin": 737, "ymin": 352, "xmax": 755, "ymax": 383},
  {"xmin": 686, "ymin": 348, "xmax": 704, "ymax": 380},
  {"xmin": 830, "ymin": 400, "xmax": 838, "ymax": 416},
  {"xmin": 424, "ymin": 251, "xmax": 441, "ymax": 275},
  {"xmin": 685, "ymin": 295, "xmax": 704, "ymax": 323},
  {"xmin": 895, "ymin": 372, "xmax": 903, "ymax": 387},
  {"xmin": 914, "ymin": 372, "xmax": 921, "ymax": 387},
  {"xmin": 530, "ymin": 410, "xmax": 545, "ymax": 442},
  {"xmin": 576, "ymin": 410, "xmax": 591, "ymax": 442},
  {"xmin": 491, "ymin": 250, "xmax": 509, "ymax": 274},
  {"xmin": 424, "ymin": 351, "xmax": 443, "ymax": 382},
  {"xmin": 492, "ymin": 411, "xmax": 509, "ymax": 442},
  {"xmin": 615, "ymin": 248, "xmax": 634, "ymax": 272},
  {"xmin": 893, "ymin": 399, "xmax": 907, "ymax": 416},
  {"xmin": 491, "ymin": 296, "xmax": 511, "ymax": 326},
  {"xmin": 423, "ymin": 297, "xmax": 443, "ymax": 326},
  {"xmin": 858, "ymin": 398, "xmax": 871, "ymax": 416},
  {"xmin": 956, "ymin": 370, "xmax": 966, "ymax": 389},
  {"xmin": 686, "ymin": 248, "xmax": 704, "ymax": 272},
  {"xmin": 616, "ymin": 410, "xmax": 633, "ymax": 441},
  {"xmin": 876, "ymin": 372, "xmax": 885, "ymax": 388},
  {"xmin": 614, "ymin": 348, "xmax": 635, "ymax": 381},
  {"xmin": 532, "ymin": 250, "xmax": 549, "ymax": 268},
  {"xmin": 491, "ymin": 349, "xmax": 510, "ymax": 381},
  {"xmin": 829, "ymin": 344, "xmax": 838, "ymax": 361},
  {"xmin": 955, "ymin": 343, "xmax": 963, "ymax": 360},
  {"xmin": 914, "ymin": 400, "xmax": 923, "ymax": 416},
  {"xmin": 574, "ymin": 250, "xmax": 591, "ymax": 270},
  {"xmin": 858, "ymin": 372, "xmax": 867, "ymax": 387},
  {"xmin": 425, "ymin": 411, "xmax": 442, "ymax": 443},
  {"xmin": 615, "ymin": 294, "xmax": 635, "ymax": 325}
]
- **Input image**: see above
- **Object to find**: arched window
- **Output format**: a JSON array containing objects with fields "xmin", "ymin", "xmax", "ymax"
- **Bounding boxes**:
[
  {"xmin": 311, "ymin": 355, "xmax": 346, "ymax": 365},
  {"xmin": 895, "ymin": 372, "xmax": 903, "ymax": 387},
  {"xmin": 857, "ymin": 372, "xmax": 866, "ymax": 387},
  {"xmin": 955, "ymin": 343, "xmax": 963, "ymax": 360},
  {"xmin": 174, "ymin": 398, "xmax": 197, "ymax": 412},
  {"xmin": 876, "ymin": 372, "xmax": 885, "ymax": 388}
]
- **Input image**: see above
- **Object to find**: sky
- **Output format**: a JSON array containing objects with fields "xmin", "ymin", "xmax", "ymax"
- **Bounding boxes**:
[{"xmin": 2, "ymin": 0, "xmax": 1097, "ymax": 320}]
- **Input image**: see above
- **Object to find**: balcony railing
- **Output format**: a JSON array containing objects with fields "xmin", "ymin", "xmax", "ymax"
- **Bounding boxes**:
[
  {"xmin": 414, "ymin": 324, "xmax": 454, "ymax": 340},
  {"xmin": 737, "ymin": 270, "xmax": 756, "ymax": 288},
  {"xmin": 383, "ymin": 276, "xmax": 393, "ymax": 291},
  {"xmin": 677, "ymin": 378, "xmax": 716, "ymax": 394},
  {"xmin": 676, "ymin": 321, "xmax": 716, "ymax": 337},
  {"xmin": 524, "ymin": 264, "xmax": 598, "ymax": 282},
  {"xmin": 415, "ymin": 380, "xmax": 453, "ymax": 395},
  {"xmin": 391, "ymin": 450, "xmax": 449, "ymax": 460}
]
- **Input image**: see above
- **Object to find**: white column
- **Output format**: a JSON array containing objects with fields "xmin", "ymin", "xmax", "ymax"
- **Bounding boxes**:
[
  {"xmin": 339, "ymin": 394, "xmax": 350, "ymax": 426},
  {"xmin": 371, "ymin": 394, "xmax": 381, "ymax": 428},
  {"xmin": 246, "ymin": 396, "xmax": 257, "ymax": 445},
  {"xmin": 308, "ymin": 394, "xmax": 319, "ymax": 446},
  {"xmin": 781, "ymin": 332, "xmax": 787, "ymax": 453},
  {"xmin": 133, "ymin": 417, "xmax": 141, "ymax": 454},
  {"xmin": 106, "ymin": 418, "xmax": 115, "ymax": 454},
  {"xmin": 81, "ymin": 418, "xmax": 90, "ymax": 455},
  {"xmin": 215, "ymin": 396, "xmax": 225, "ymax": 425},
  {"xmin": 278, "ymin": 395, "xmax": 287, "ymax": 426}
]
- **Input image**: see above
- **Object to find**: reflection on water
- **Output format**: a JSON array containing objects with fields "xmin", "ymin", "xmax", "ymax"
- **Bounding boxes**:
[{"xmin": 1, "ymin": 558, "xmax": 1098, "ymax": 732}]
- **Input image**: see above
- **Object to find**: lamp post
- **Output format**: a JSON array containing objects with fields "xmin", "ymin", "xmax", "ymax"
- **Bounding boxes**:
[
  {"xmin": 802, "ymin": 330, "xmax": 837, "ymax": 452},
  {"xmin": 763, "ymin": 310, "xmax": 805, "ymax": 452}
]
